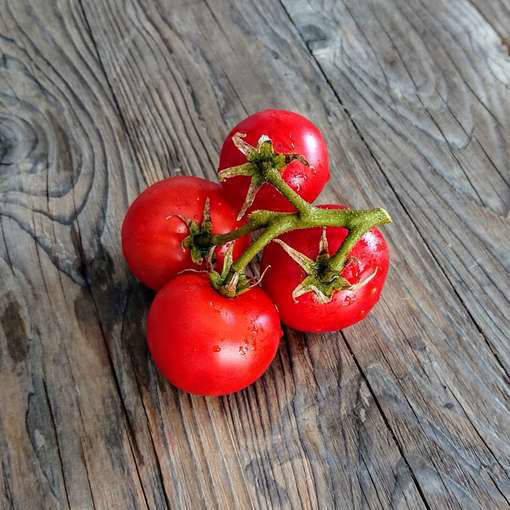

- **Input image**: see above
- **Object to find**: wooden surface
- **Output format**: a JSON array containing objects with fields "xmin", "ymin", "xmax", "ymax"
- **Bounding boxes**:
[{"xmin": 1, "ymin": 0, "xmax": 509, "ymax": 508}]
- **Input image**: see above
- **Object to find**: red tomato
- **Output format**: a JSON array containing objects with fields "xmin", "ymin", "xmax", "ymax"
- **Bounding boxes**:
[
  {"xmin": 260, "ymin": 205, "xmax": 390, "ymax": 333},
  {"xmin": 122, "ymin": 176, "xmax": 250, "ymax": 289},
  {"xmin": 218, "ymin": 109, "xmax": 329, "ymax": 215},
  {"xmin": 147, "ymin": 273, "xmax": 283, "ymax": 396}
]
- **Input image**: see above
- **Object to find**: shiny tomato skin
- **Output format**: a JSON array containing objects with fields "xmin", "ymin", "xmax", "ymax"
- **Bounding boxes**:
[
  {"xmin": 218, "ymin": 109, "xmax": 329, "ymax": 214},
  {"xmin": 147, "ymin": 273, "xmax": 283, "ymax": 396},
  {"xmin": 122, "ymin": 176, "xmax": 250, "ymax": 290},
  {"xmin": 260, "ymin": 205, "xmax": 390, "ymax": 333}
]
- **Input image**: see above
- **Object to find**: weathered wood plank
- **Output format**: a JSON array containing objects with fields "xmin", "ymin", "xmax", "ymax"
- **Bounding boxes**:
[
  {"xmin": 80, "ymin": 0, "xmax": 510, "ymax": 508},
  {"xmin": 2, "ymin": 0, "xmax": 510, "ymax": 508},
  {"xmin": 77, "ymin": 0, "xmax": 432, "ymax": 508},
  {"xmin": 0, "ymin": 1, "xmax": 167, "ymax": 508}
]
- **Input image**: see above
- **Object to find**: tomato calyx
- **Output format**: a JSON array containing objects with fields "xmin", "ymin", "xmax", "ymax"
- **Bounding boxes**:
[
  {"xmin": 208, "ymin": 242, "xmax": 251, "ymax": 297},
  {"xmin": 208, "ymin": 240, "xmax": 273, "ymax": 298},
  {"xmin": 273, "ymin": 228, "xmax": 378, "ymax": 303},
  {"xmin": 181, "ymin": 197, "xmax": 215, "ymax": 264},
  {"xmin": 218, "ymin": 132, "xmax": 311, "ymax": 219}
]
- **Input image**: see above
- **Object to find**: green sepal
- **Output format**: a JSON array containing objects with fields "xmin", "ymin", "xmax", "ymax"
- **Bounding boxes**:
[
  {"xmin": 218, "ymin": 132, "xmax": 311, "ymax": 219},
  {"xmin": 274, "ymin": 234, "xmax": 357, "ymax": 303},
  {"xmin": 209, "ymin": 242, "xmax": 251, "ymax": 297},
  {"xmin": 292, "ymin": 273, "xmax": 351, "ymax": 304},
  {"xmin": 181, "ymin": 197, "xmax": 214, "ymax": 264}
]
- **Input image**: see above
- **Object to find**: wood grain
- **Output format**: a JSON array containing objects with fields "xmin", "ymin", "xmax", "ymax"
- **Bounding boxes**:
[
  {"xmin": 0, "ymin": 1, "xmax": 163, "ymax": 508},
  {"xmin": 1, "ymin": 0, "xmax": 509, "ymax": 508}
]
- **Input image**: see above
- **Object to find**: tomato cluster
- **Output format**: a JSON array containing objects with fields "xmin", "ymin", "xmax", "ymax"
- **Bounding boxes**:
[{"xmin": 122, "ymin": 109, "xmax": 390, "ymax": 396}]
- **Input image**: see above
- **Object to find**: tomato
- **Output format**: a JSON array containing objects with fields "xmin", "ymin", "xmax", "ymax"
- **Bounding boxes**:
[
  {"xmin": 260, "ymin": 205, "xmax": 390, "ymax": 333},
  {"xmin": 147, "ymin": 272, "xmax": 283, "ymax": 396},
  {"xmin": 218, "ymin": 109, "xmax": 329, "ymax": 216},
  {"xmin": 122, "ymin": 176, "xmax": 250, "ymax": 289}
]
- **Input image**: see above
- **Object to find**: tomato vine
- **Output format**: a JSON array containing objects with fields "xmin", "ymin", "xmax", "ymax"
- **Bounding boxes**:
[{"xmin": 211, "ymin": 132, "xmax": 391, "ymax": 298}]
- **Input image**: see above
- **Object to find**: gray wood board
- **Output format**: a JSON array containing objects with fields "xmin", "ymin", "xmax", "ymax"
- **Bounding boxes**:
[{"xmin": 1, "ymin": 0, "xmax": 509, "ymax": 508}]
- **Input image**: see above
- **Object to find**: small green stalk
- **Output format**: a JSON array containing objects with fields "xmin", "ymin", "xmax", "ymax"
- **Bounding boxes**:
[
  {"xmin": 264, "ymin": 167, "xmax": 310, "ymax": 215},
  {"xmin": 327, "ymin": 208, "xmax": 391, "ymax": 271},
  {"xmin": 211, "ymin": 210, "xmax": 292, "ymax": 246},
  {"xmin": 232, "ymin": 215, "xmax": 299, "ymax": 273}
]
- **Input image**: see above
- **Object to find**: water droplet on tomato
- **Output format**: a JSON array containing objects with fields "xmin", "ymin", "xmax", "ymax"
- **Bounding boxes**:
[
  {"xmin": 239, "ymin": 345, "xmax": 248, "ymax": 356},
  {"xmin": 212, "ymin": 345, "xmax": 221, "ymax": 352},
  {"xmin": 371, "ymin": 287, "xmax": 377, "ymax": 295}
]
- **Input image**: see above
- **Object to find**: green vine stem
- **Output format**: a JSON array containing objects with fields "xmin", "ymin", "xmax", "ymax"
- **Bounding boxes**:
[
  {"xmin": 211, "ymin": 206, "xmax": 390, "ymax": 275},
  {"xmin": 263, "ymin": 167, "xmax": 310, "ymax": 215},
  {"xmin": 232, "ymin": 215, "xmax": 299, "ymax": 273},
  {"xmin": 213, "ymin": 131, "xmax": 392, "ymax": 295},
  {"xmin": 211, "ymin": 210, "xmax": 290, "ymax": 246},
  {"xmin": 326, "ymin": 208, "xmax": 390, "ymax": 271}
]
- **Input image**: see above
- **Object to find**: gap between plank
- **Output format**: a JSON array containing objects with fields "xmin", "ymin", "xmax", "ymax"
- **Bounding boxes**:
[
  {"xmin": 463, "ymin": 0, "xmax": 509, "ymax": 44},
  {"xmin": 42, "ymin": 378, "xmax": 72, "ymax": 510}
]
